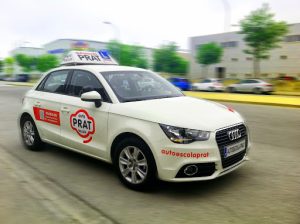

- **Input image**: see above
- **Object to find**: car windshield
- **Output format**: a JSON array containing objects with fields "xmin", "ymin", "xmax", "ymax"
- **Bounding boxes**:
[{"xmin": 101, "ymin": 70, "xmax": 184, "ymax": 102}]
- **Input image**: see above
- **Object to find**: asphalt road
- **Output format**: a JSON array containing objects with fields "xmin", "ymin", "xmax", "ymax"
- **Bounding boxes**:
[{"xmin": 0, "ymin": 86, "xmax": 299, "ymax": 224}]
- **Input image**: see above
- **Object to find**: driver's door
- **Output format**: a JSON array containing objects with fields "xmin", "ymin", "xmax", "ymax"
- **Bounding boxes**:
[{"xmin": 60, "ymin": 69, "xmax": 111, "ymax": 159}]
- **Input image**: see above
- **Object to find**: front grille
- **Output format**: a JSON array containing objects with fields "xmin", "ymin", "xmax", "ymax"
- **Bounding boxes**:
[{"xmin": 216, "ymin": 124, "xmax": 247, "ymax": 169}]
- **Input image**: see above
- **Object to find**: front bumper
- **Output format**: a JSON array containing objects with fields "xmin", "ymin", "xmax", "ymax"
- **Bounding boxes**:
[{"xmin": 152, "ymin": 123, "xmax": 250, "ymax": 182}]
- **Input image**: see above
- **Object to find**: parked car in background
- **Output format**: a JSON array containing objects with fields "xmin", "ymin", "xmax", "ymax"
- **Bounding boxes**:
[
  {"xmin": 16, "ymin": 74, "xmax": 30, "ymax": 82},
  {"xmin": 191, "ymin": 78, "xmax": 224, "ymax": 92},
  {"xmin": 0, "ymin": 74, "xmax": 30, "ymax": 82},
  {"xmin": 227, "ymin": 79, "xmax": 273, "ymax": 94},
  {"xmin": 168, "ymin": 77, "xmax": 191, "ymax": 91}
]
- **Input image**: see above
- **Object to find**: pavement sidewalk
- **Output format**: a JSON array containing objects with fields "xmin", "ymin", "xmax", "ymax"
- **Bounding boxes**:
[
  {"xmin": 0, "ymin": 147, "xmax": 60, "ymax": 224},
  {"xmin": 0, "ymin": 145, "xmax": 113, "ymax": 224}
]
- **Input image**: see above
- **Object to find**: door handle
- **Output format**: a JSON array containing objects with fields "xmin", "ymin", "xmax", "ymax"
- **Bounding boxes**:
[
  {"xmin": 61, "ymin": 107, "xmax": 70, "ymax": 112},
  {"xmin": 34, "ymin": 101, "xmax": 42, "ymax": 107}
]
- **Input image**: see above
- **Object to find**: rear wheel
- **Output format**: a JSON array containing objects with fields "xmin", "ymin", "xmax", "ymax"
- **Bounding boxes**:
[
  {"xmin": 227, "ymin": 87, "xmax": 236, "ymax": 93},
  {"xmin": 253, "ymin": 88, "xmax": 262, "ymax": 94},
  {"xmin": 209, "ymin": 87, "xmax": 215, "ymax": 92},
  {"xmin": 21, "ymin": 115, "xmax": 43, "ymax": 151},
  {"xmin": 113, "ymin": 137, "xmax": 157, "ymax": 191}
]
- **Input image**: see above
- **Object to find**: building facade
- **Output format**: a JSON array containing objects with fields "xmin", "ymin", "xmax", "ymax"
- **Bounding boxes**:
[
  {"xmin": 189, "ymin": 23, "xmax": 300, "ymax": 79},
  {"xmin": 10, "ymin": 39, "xmax": 154, "ymax": 69}
]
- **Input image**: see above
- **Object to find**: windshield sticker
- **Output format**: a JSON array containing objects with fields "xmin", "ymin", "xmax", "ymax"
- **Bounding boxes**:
[
  {"xmin": 33, "ymin": 107, "xmax": 60, "ymax": 126},
  {"xmin": 70, "ymin": 109, "xmax": 95, "ymax": 143}
]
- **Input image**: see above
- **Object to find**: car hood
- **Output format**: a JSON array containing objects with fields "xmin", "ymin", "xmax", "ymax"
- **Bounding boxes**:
[{"xmin": 109, "ymin": 96, "xmax": 243, "ymax": 131}]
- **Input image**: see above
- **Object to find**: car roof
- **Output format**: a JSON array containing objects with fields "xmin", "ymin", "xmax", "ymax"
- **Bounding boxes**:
[
  {"xmin": 56, "ymin": 64, "xmax": 147, "ymax": 73},
  {"xmin": 244, "ymin": 79, "xmax": 264, "ymax": 81}
]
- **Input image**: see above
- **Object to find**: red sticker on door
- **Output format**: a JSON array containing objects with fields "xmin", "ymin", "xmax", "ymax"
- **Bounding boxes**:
[
  {"xmin": 70, "ymin": 109, "xmax": 95, "ymax": 143},
  {"xmin": 33, "ymin": 107, "xmax": 60, "ymax": 126}
]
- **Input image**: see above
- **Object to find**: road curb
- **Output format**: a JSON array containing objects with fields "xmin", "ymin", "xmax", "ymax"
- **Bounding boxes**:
[
  {"xmin": 202, "ymin": 98, "xmax": 300, "ymax": 108},
  {"xmin": 184, "ymin": 92, "xmax": 300, "ymax": 108}
]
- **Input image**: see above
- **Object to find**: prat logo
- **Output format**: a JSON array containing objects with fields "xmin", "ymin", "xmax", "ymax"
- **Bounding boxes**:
[{"xmin": 70, "ymin": 109, "xmax": 95, "ymax": 143}]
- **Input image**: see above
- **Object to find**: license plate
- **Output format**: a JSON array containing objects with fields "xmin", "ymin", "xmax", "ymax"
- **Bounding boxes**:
[{"xmin": 224, "ymin": 139, "xmax": 246, "ymax": 158}]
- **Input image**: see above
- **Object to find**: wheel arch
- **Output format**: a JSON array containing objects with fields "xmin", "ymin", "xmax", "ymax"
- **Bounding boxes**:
[
  {"xmin": 110, "ymin": 132, "xmax": 152, "ymax": 162},
  {"xmin": 19, "ymin": 112, "xmax": 34, "ymax": 127}
]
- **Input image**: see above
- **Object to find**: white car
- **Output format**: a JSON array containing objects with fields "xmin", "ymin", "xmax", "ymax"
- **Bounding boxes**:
[
  {"xmin": 192, "ymin": 78, "xmax": 224, "ymax": 92},
  {"xmin": 227, "ymin": 79, "xmax": 273, "ymax": 94},
  {"xmin": 19, "ymin": 51, "xmax": 250, "ymax": 190}
]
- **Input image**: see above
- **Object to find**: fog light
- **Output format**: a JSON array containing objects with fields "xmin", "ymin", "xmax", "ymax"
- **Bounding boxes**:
[{"xmin": 183, "ymin": 165, "xmax": 198, "ymax": 176}]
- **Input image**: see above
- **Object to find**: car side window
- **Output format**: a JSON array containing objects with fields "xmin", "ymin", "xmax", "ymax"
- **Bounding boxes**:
[
  {"xmin": 68, "ymin": 70, "xmax": 110, "ymax": 102},
  {"xmin": 38, "ymin": 70, "xmax": 69, "ymax": 93}
]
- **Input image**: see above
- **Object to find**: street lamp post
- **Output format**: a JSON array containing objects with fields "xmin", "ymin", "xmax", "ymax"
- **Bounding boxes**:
[
  {"xmin": 103, "ymin": 21, "xmax": 121, "ymax": 62},
  {"xmin": 222, "ymin": 0, "xmax": 231, "ymax": 32}
]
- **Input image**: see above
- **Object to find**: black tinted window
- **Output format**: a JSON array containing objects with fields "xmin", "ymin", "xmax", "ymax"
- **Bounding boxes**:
[
  {"xmin": 40, "ymin": 70, "xmax": 69, "ymax": 93},
  {"xmin": 102, "ymin": 71, "xmax": 183, "ymax": 102},
  {"xmin": 68, "ymin": 70, "xmax": 110, "ymax": 102}
]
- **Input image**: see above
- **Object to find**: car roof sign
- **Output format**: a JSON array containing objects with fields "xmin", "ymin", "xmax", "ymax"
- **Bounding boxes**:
[{"xmin": 60, "ymin": 50, "xmax": 118, "ymax": 66}]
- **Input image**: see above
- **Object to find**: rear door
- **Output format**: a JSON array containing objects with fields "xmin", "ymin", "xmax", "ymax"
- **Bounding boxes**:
[
  {"xmin": 60, "ymin": 69, "xmax": 111, "ymax": 158},
  {"xmin": 32, "ymin": 69, "xmax": 71, "ymax": 143},
  {"xmin": 236, "ymin": 80, "xmax": 248, "ymax": 92}
]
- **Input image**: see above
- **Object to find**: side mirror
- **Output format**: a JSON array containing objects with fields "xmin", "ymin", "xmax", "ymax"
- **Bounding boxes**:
[{"xmin": 81, "ymin": 91, "xmax": 102, "ymax": 108}]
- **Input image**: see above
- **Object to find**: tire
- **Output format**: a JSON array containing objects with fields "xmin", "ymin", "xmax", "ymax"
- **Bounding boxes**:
[
  {"xmin": 21, "ymin": 115, "xmax": 44, "ymax": 151},
  {"xmin": 253, "ymin": 88, "xmax": 262, "ymax": 94},
  {"xmin": 113, "ymin": 137, "xmax": 157, "ymax": 191},
  {"xmin": 227, "ymin": 87, "xmax": 235, "ymax": 93}
]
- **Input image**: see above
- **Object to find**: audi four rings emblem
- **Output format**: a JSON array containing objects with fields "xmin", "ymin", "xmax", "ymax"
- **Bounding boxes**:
[{"xmin": 227, "ymin": 129, "xmax": 241, "ymax": 141}]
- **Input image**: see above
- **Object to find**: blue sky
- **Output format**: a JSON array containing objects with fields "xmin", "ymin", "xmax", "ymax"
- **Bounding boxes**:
[{"xmin": 1, "ymin": 0, "xmax": 300, "ymax": 57}]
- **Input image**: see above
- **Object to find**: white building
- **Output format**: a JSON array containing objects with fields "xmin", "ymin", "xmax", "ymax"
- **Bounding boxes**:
[
  {"xmin": 189, "ymin": 23, "xmax": 300, "ymax": 79},
  {"xmin": 10, "ymin": 39, "xmax": 154, "ymax": 68}
]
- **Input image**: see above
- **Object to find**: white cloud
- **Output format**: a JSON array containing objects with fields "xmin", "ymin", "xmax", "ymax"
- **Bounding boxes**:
[{"xmin": 0, "ymin": 0, "xmax": 300, "ymax": 57}]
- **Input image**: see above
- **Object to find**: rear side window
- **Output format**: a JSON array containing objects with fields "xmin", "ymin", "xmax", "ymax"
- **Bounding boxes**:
[
  {"xmin": 68, "ymin": 70, "xmax": 110, "ymax": 102},
  {"xmin": 37, "ymin": 70, "xmax": 69, "ymax": 93}
]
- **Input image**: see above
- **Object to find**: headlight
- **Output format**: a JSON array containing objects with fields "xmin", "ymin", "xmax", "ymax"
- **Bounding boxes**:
[{"xmin": 159, "ymin": 124, "xmax": 210, "ymax": 144}]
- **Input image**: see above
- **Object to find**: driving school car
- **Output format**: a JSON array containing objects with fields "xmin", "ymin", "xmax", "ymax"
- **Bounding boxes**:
[{"xmin": 19, "ymin": 51, "xmax": 250, "ymax": 190}]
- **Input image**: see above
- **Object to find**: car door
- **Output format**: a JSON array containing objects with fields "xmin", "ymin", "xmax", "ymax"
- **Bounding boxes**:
[
  {"xmin": 60, "ymin": 69, "xmax": 111, "ymax": 158},
  {"xmin": 247, "ymin": 80, "xmax": 259, "ymax": 92},
  {"xmin": 236, "ymin": 80, "xmax": 247, "ymax": 92},
  {"xmin": 203, "ymin": 79, "xmax": 211, "ymax": 90},
  {"xmin": 240, "ymin": 80, "xmax": 254, "ymax": 92},
  {"xmin": 33, "ymin": 69, "xmax": 71, "ymax": 143}
]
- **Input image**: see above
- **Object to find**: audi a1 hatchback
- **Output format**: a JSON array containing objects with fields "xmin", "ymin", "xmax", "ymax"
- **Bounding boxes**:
[{"xmin": 19, "ymin": 51, "xmax": 250, "ymax": 190}]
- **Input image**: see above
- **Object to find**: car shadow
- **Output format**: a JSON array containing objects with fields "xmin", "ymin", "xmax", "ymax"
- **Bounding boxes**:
[{"xmin": 40, "ymin": 143, "xmax": 247, "ymax": 196}]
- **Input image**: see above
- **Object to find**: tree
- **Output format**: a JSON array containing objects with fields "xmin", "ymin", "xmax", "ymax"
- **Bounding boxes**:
[
  {"xmin": 36, "ymin": 55, "xmax": 59, "ymax": 72},
  {"xmin": 107, "ymin": 40, "xmax": 148, "ymax": 68},
  {"xmin": 0, "ymin": 60, "xmax": 3, "ymax": 73},
  {"xmin": 239, "ymin": 4, "xmax": 288, "ymax": 78},
  {"xmin": 14, "ymin": 54, "xmax": 37, "ymax": 72},
  {"xmin": 153, "ymin": 42, "xmax": 189, "ymax": 75},
  {"xmin": 196, "ymin": 42, "xmax": 223, "ymax": 78},
  {"xmin": 4, "ymin": 57, "xmax": 15, "ymax": 77}
]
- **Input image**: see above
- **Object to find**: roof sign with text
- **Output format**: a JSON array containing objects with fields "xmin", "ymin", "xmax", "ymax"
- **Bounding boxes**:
[{"xmin": 61, "ymin": 51, "xmax": 118, "ymax": 66}]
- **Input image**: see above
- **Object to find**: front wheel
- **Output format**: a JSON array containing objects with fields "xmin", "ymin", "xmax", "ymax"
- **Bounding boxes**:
[
  {"xmin": 114, "ymin": 137, "xmax": 157, "ymax": 191},
  {"xmin": 21, "ymin": 115, "xmax": 43, "ymax": 151}
]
